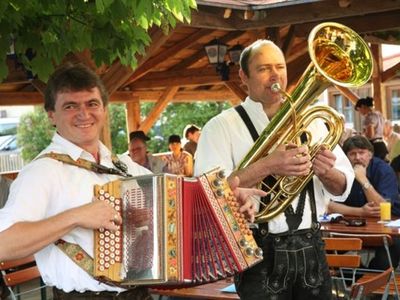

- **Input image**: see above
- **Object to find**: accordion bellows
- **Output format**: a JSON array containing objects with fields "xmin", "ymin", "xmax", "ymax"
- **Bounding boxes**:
[{"xmin": 93, "ymin": 168, "xmax": 263, "ymax": 286}]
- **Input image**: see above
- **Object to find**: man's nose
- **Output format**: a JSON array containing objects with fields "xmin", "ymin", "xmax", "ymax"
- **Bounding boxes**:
[{"xmin": 77, "ymin": 105, "xmax": 90, "ymax": 117}]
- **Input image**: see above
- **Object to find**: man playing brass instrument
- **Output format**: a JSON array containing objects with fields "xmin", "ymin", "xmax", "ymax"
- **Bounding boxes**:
[
  {"xmin": 195, "ymin": 40, "xmax": 354, "ymax": 299},
  {"xmin": 0, "ymin": 64, "xmax": 264, "ymax": 300}
]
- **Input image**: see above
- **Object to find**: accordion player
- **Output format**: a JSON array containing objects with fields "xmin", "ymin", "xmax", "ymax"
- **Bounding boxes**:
[{"xmin": 93, "ymin": 168, "xmax": 263, "ymax": 286}]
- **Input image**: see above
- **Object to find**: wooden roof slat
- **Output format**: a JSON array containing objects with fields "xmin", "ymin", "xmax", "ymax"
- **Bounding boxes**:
[
  {"xmin": 169, "ymin": 30, "xmax": 247, "ymax": 71},
  {"xmin": 130, "ymin": 65, "xmax": 241, "ymax": 89},
  {"xmin": 382, "ymin": 61, "xmax": 400, "ymax": 82}
]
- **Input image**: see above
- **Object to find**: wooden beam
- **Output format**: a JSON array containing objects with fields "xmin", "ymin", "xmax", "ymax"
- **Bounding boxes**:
[
  {"xmin": 124, "ymin": 28, "xmax": 212, "ymax": 85},
  {"xmin": 282, "ymin": 25, "xmax": 296, "ymax": 57},
  {"xmin": 30, "ymin": 79, "xmax": 46, "ymax": 95},
  {"xmin": 224, "ymin": 81, "xmax": 247, "ymax": 101},
  {"xmin": 0, "ymin": 88, "xmax": 238, "ymax": 106},
  {"xmin": 133, "ymin": 89, "xmax": 236, "ymax": 102},
  {"xmin": 126, "ymin": 101, "xmax": 141, "ymax": 134},
  {"xmin": 382, "ymin": 61, "xmax": 400, "ymax": 82},
  {"xmin": 139, "ymin": 87, "xmax": 179, "ymax": 133},
  {"xmin": 294, "ymin": 10, "xmax": 400, "ymax": 38},
  {"xmin": 193, "ymin": 0, "xmax": 400, "ymax": 30},
  {"xmin": 334, "ymin": 85, "xmax": 359, "ymax": 105},
  {"xmin": 371, "ymin": 44, "xmax": 385, "ymax": 115},
  {"xmin": 130, "ymin": 65, "xmax": 241, "ymax": 89}
]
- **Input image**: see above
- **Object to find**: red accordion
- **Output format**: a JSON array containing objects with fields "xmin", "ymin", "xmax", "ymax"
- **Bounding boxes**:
[{"xmin": 93, "ymin": 168, "xmax": 263, "ymax": 286}]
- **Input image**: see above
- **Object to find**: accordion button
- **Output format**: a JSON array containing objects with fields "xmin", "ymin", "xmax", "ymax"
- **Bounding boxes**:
[
  {"xmin": 239, "ymin": 238, "xmax": 249, "ymax": 248},
  {"xmin": 217, "ymin": 170, "xmax": 225, "ymax": 179},
  {"xmin": 260, "ymin": 228, "xmax": 268, "ymax": 236},
  {"xmin": 245, "ymin": 247, "xmax": 254, "ymax": 257},
  {"xmin": 254, "ymin": 248, "xmax": 263, "ymax": 258}
]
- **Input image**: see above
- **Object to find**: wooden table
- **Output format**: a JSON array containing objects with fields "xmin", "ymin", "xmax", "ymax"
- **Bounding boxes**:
[
  {"xmin": 150, "ymin": 279, "xmax": 239, "ymax": 300},
  {"xmin": 320, "ymin": 217, "xmax": 400, "ymax": 236}
]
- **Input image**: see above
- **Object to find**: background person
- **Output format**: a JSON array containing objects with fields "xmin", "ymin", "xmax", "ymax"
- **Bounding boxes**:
[
  {"xmin": 328, "ymin": 135, "xmax": 400, "ymax": 270},
  {"xmin": 355, "ymin": 96, "xmax": 388, "ymax": 161},
  {"xmin": 182, "ymin": 124, "xmax": 201, "ymax": 159},
  {"xmin": 126, "ymin": 130, "xmax": 166, "ymax": 173},
  {"xmin": 383, "ymin": 119, "xmax": 400, "ymax": 162},
  {"xmin": 195, "ymin": 39, "xmax": 354, "ymax": 300},
  {"xmin": 164, "ymin": 134, "xmax": 193, "ymax": 176}
]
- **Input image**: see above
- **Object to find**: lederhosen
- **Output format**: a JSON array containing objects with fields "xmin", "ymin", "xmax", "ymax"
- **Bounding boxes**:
[
  {"xmin": 38, "ymin": 153, "xmax": 152, "ymax": 300},
  {"xmin": 233, "ymin": 105, "xmax": 332, "ymax": 300}
]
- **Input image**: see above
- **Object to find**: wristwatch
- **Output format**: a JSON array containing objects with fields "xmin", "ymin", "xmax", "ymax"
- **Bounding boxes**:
[{"xmin": 362, "ymin": 181, "xmax": 371, "ymax": 190}]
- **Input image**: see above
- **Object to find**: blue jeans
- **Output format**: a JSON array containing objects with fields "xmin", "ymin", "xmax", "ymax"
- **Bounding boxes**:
[{"xmin": 235, "ymin": 229, "xmax": 332, "ymax": 300}]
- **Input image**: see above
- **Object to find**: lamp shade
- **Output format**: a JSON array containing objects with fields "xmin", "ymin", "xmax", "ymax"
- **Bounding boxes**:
[
  {"xmin": 204, "ymin": 39, "xmax": 228, "ymax": 64},
  {"xmin": 228, "ymin": 44, "xmax": 243, "ymax": 65}
]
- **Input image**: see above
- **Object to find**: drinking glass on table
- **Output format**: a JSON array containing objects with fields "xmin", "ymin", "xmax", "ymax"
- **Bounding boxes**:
[{"xmin": 380, "ymin": 199, "xmax": 391, "ymax": 222}]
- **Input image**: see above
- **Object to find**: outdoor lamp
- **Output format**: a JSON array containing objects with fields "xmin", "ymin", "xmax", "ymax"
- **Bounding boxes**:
[{"xmin": 204, "ymin": 39, "xmax": 229, "ymax": 81}]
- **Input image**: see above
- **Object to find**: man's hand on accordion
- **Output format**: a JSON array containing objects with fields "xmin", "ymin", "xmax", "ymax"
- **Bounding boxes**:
[
  {"xmin": 229, "ymin": 176, "xmax": 267, "ymax": 223},
  {"xmin": 72, "ymin": 199, "xmax": 122, "ymax": 232}
]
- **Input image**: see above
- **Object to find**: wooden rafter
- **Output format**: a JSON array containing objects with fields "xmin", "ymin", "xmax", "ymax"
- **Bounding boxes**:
[
  {"xmin": 124, "ymin": 28, "xmax": 213, "ymax": 86},
  {"xmin": 169, "ymin": 30, "xmax": 246, "ymax": 71},
  {"xmin": 193, "ymin": 0, "xmax": 400, "ymax": 30},
  {"xmin": 224, "ymin": 81, "xmax": 247, "ymax": 104},
  {"xmin": 130, "ymin": 65, "xmax": 241, "ymax": 89},
  {"xmin": 139, "ymin": 86, "xmax": 179, "ymax": 133},
  {"xmin": 382, "ymin": 61, "xmax": 400, "ymax": 82}
]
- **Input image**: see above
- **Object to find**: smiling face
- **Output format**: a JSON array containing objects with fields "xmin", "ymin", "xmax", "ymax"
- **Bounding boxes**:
[
  {"xmin": 239, "ymin": 43, "xmax": 287, "ymax": 106},
  {"xmin": 47, "ymin": 87, "xmax": 106, "ymax": 155}
]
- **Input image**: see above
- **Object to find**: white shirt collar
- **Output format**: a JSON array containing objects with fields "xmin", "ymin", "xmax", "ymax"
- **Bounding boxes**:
[{"xmin": 42, "ymin": 133, "xmax": 111, "ymax": 164}]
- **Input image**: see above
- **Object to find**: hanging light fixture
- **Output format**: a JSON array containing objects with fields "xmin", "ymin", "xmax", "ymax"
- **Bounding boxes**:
[
  {"xmin": 228, "ymin": 43, "xmax": 243, "ymax": 65},
  {"xmin": 204, "ymin": 38, "xmax": 230, "ymax": 81}
]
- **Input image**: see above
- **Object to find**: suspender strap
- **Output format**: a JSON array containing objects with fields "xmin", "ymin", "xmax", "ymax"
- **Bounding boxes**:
[{"xmin": 234, "ymin": 105, "xmax": 259, "ymax": 142}]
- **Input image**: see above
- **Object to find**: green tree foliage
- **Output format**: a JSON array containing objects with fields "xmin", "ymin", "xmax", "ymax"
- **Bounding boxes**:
[
  {"xmin": 142, "ymin": 102, "xmax": 231, "ymax": 153},
  {"xmin": 17, "ymin": 107, "xmax": 54, "ymax": 161},
  {"xmin": 0, "ymin": 0, "xmax": 196, "ymax": 81},
  {"xmin": 109, "ymin": 104, "xmax": 128, "ymax": 154}
]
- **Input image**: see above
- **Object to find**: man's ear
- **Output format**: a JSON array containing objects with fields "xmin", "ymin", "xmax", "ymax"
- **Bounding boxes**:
[
  {"xmin": 239, "ymin": 68, "xmax": 248, "ymax": 84},
  {"xmin": 47, "ymin": 111, "xmax": 56, "ymax": 126}
]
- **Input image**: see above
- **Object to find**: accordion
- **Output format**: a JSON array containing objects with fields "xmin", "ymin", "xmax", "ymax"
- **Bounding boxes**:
[{"xmin": 93, "ymin": 168, "xmax": 263, "ymax": 286}]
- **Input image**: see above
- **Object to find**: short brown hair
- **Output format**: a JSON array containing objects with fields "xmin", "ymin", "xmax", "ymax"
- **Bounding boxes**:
[
  {"xmin": 44, "ymin": 63, "xmax": 108, "ymax": 112},
  {"xmin": 342, "ymin": 135, "xmax": 374, "ymax": 154}
]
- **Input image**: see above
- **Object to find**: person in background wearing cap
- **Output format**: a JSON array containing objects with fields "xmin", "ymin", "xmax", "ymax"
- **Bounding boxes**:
[
  {"xmin": 183, "ymin": 124, "xmax": 201, "ymax": 159},
  {"xmin": 164, "ymin": 134, "xmax": 193, "ymax": 176},
  {"xmin": 355, "ymin": 96, "xmax": 388, "ymax": 161},
  {"xmin": 127, "ymin": 130, "xmax": 166, "ymax": 173}
]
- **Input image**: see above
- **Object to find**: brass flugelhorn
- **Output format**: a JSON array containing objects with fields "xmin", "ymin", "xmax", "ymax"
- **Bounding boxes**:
[{"xmin": 236, "ymin": 22, "xmax": 373, "ymax": 223}]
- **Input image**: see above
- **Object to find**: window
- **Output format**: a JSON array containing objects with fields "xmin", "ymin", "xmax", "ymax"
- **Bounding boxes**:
[{"xmin": 390, "ymin": 89, "xmax": 400, "ymax": 121}]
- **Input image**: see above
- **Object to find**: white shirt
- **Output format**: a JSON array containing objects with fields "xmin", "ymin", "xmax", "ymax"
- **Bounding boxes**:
[
  {"xmin": 0, "ymin": 133, "xmax": 151, "ymax": 292},
  {"xmin": 194, "ymin": 97, "xmax": 354, "ymax": 234}
]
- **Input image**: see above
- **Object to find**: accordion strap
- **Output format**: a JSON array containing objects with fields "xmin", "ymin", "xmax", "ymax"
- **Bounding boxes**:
[
  {"xmin": 38, "ymin": 152, "xmax": 130, "ymax": 286},
  {"xmin": 37, "ymin": 152, "xmax": 132, "ymax": 177}
]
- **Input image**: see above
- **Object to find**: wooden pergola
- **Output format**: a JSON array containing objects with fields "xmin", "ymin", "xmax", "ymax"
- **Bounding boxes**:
[{"xmin": 0, "ymin": 0, "xmax": 399, "ymax": 148}]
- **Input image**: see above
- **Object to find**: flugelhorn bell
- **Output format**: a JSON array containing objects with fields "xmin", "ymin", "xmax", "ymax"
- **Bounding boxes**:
[{"xmin": 236, "ymin": 22, "xmax": 373, "ymax": 223}]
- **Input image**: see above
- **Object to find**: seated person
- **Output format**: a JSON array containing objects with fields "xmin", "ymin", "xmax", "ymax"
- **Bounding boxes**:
[
  {"xmin": 328, "ymin": 135, "xmax": 400, "ymax": 270},
  {"xmin": 126, "ymin": 130, "xmax": 166, "ymax": 173},
  {"xmin": 163, "ymin": 134, "xmax": 193, "ymax": 176}
]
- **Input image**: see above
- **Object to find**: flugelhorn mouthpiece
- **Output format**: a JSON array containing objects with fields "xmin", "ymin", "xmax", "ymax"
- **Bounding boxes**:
[{"xmin": 271, "ymin": 83, "xmax": 281, "ymax": 93}]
